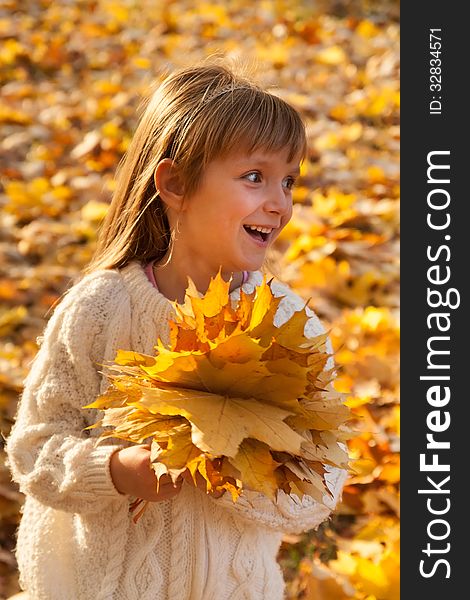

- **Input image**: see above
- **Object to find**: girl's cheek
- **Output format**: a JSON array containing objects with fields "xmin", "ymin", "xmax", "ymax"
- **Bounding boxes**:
[{"xmin": 281, "ymin": 211, "xmax": 293, "ymax": 229}]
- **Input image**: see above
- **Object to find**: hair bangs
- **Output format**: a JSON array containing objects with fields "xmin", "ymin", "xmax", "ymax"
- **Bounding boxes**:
[{"xmin": 204, "ymin": 87, "xmax": 307, "ymax": 165}]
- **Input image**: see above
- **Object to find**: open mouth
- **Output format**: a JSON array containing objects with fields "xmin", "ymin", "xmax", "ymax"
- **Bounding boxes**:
[{"xmin": 243, "ymin": 225, "xmax": 273, "ymax": 243}]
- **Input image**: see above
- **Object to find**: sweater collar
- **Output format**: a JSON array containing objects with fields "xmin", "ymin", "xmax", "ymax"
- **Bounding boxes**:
[
  {"xmin": 118, "ymin": 261, "xmax": 265, "ymax": 349},
  {"xmin": 120, "ymin": 261, "xmax": 263, "ymax": 306}
]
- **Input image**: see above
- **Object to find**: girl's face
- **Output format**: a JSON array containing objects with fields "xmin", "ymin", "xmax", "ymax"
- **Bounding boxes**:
[{"xmin": 174, "ymin": 147, "xmax": 300, "ymax": 277}]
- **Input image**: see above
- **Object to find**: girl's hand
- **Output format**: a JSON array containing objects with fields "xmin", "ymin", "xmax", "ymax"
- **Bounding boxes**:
[
  {"xmin": 110, "ymin": 445, "xmax": 228, "ymax": 502},
  {"xmin": 110, "ymin": 445, "xmax": 182, "ymax": 502}
]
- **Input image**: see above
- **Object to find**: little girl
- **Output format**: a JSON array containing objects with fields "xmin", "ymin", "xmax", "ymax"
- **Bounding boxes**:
[{"xmin": 6, "ymin": 61, "xmax": 347, "ymax": 600}]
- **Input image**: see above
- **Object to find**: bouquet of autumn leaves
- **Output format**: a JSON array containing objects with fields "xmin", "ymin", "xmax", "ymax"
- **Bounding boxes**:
[{"xmin": 86, "ymin": 273, "xmax": 351, "ymax": 513}]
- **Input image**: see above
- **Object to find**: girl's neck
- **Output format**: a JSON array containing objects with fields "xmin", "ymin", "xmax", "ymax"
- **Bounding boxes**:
[{"xmin": 152, "ymin": 259, "xmax": 245, "ymax": 303}]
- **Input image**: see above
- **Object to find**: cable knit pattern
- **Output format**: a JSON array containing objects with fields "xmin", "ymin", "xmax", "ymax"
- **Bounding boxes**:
[
  {"xmin": 6, "ymin": 261, "xmax": 347, "ymax": 599},
  {"xmin": 168, "ymin": 485, "xmax": 195, "ymax": 600},
  {"xmin": 96, "ymin": 502, "xmax": 130, "ymax": 600},
  {"xmin": 120, "ymin": 504, "xmax": 166, "ymax": 599},
  {"xmin": 231, "ymin": 516, "xmax": 259, "ymax": 600}
]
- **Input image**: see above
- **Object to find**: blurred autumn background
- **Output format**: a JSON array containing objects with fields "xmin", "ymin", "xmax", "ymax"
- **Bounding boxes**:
[{"xmin": 0, "ymin": 0, "xmax": 399, "ymax": 598}]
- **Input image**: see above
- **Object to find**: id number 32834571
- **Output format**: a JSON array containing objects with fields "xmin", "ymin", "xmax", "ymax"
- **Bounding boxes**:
[{"xmin": 429, "ymin": 28, "xmax": 442, "ymax": 115}]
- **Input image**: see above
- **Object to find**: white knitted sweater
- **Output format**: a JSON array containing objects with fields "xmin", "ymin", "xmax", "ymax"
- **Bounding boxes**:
[{"xmin": 6, "ymin": 261, "xmax": 347, "ymax": 600}]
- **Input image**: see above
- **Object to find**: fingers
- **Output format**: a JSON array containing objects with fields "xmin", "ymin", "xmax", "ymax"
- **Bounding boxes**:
[
  {"xmin": 150, "ymin": 471, "xmax": 183, "ymax": 500},
  {"xmin": 110, "ymin": 446, "xmax": 183, "ymax": 502}
]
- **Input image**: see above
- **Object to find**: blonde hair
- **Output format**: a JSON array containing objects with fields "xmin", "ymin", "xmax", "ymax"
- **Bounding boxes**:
[{"xmin": 84, "ymin": 61, "xmax": 307, "ymax": 274}]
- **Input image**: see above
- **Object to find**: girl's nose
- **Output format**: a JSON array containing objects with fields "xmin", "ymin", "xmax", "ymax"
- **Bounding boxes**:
[{"xmin": 264, "ymin": 184, "xmax": 291, "ymax": 217}]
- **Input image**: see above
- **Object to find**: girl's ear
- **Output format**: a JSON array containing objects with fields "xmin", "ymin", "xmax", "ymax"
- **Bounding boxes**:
[{"xmin": 154, "ymin": 158, "xmax": 185, "ymax": 211}]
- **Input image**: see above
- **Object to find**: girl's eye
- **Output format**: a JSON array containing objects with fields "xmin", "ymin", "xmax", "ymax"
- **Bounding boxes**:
[
  {"xmin": 242, "ymin": 172, "xmax": 296, "ymax": 189},
  {"xmin": 283, "ymin": 176, "xmax": 296, "ymax": 190},
  {"xmin": 244, "ymin": 172, "xmax": 262, "ymax": 183}
]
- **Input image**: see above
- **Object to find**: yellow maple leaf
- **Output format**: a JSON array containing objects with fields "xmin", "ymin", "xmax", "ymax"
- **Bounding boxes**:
[
  {"xmin": 230, "ymin": 438, "xmax": 281, "ymax": 498},
  {"xmin": 137, "ymin": 385, "xmax": 304, "ymax": 458}
]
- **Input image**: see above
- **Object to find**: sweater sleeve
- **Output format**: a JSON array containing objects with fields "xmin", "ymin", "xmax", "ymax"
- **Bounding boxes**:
[
  {"xmin": 5, "ymin": 271, "xmax": 129, "ymax": 515},
  {"xmin": 208, "ymin": 280, "xmax": 349, "ymax": 534}
]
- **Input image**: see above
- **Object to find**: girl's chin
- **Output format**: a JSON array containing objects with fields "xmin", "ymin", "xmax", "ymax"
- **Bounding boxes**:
[
  {"xmin": 236, "ymin": 239, "xmax": 271, "ymax": 271},
  {"xmin": 240, "ymin": 256, "xmax": 265, "ymax": 272}
]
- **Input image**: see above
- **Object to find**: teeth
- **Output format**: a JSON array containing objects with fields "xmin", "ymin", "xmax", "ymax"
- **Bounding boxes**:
[{"xmin": 246, "ymin": 225, "xmax": 273, "ymax": 234}]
